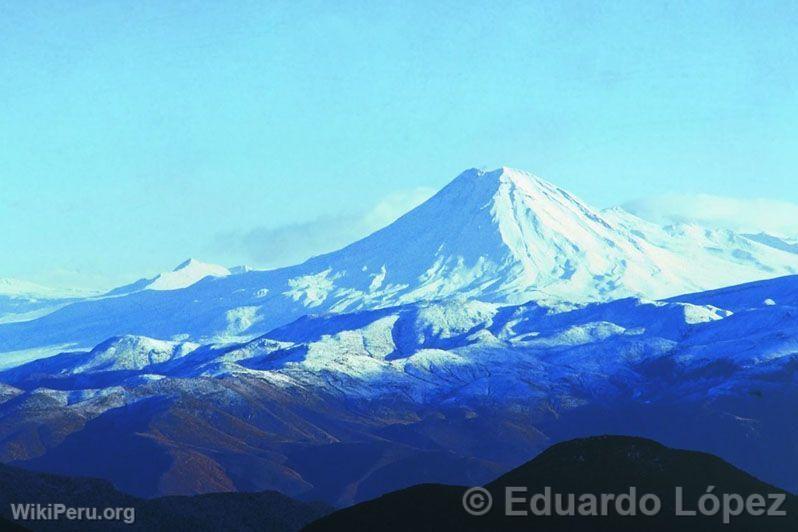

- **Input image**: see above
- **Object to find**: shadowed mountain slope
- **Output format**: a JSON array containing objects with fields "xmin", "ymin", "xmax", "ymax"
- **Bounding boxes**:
[
  {"xmin": 307, "ymin": 436, "xmax": 798, "ymax": 531},
  {"xmin": 0, "ymin": 461, "xmax": 330, "ymax": 531}
]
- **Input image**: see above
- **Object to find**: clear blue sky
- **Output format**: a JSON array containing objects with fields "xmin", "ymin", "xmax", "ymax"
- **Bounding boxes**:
[{"xmin": 1, "ymin": 1, "xmax": 796, "ymax": 290}]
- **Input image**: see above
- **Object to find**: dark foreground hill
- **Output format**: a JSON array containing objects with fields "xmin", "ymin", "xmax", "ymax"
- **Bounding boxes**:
[
  {"xmin": 306, "ymin": 435, "xmax": 798, "ymax": 532},
  {"xmin": 0, "ymin": 462, "xmax": 331, "ymax": 531}
]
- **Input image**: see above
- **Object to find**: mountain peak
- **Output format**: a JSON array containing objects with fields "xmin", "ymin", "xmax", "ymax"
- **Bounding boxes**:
[
  {"xmin": 442, "ymin": 167, "xmax": 575, "ymax": 211},
  {"xmin": 312, "ymin": 165, "xmax": 798, "ymax": 306},
  {"xmin": 146, "ymin": 259, "xmax": 230, "ymax": 291},
  {"xmin": 496, "ymin": 165, "xmax": 547, "ymax": 182},
  {"xmin": 173, "ymin": 258, "xmax": 203, "ymax": 271},
  {"xmin": 447, "ymin": 165, "xmax": 551, "ymax": 187},
  {"xmin": 303, "ymin": 165, "xmax": 628, "ymax": 304}
]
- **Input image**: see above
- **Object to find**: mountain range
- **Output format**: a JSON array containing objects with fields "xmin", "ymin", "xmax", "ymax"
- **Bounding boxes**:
[
  {"xmin": 1, "ymin": 273, "xmax": 796, "ymax": 505},
  {"xmin": 0, "ymin": 167, "xmax": 796, "ymax": 515},
  {"xmin": 1, "ymin": 167, "xmax": 797, "ymax": 359},
  {"xmin": 2, "ymin": 436, "xmax": 794, "ymax": 531}
]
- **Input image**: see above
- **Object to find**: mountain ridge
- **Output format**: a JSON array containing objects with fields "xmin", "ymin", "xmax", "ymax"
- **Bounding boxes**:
[
  {"xmin": 1, "ymin": 166, "xmax": 797, "ymax": 367},
  {"xmin": 0, "ymin": 460, "xmax": 331, "ymax": 531},
  {"xmin": 2, "ymin": 274, "xmax": 797, "ymax": 503},
  {"xmin": 307, "ymin": 435, "xmax": 798, "ymax": 531}
]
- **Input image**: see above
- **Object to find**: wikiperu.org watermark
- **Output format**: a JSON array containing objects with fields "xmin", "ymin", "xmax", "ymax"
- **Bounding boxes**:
[
  {"xmin": 10, "ymin": 503, "xmax": 136, "ymax": 525},
  {"xmin": 462, "ymin": 486, "xmax": 787, "ymax": 525}
]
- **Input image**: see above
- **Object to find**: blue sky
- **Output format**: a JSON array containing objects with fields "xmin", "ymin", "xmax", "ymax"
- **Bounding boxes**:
[{"xmin": 1, "ymin": 1, "xmax": 797, "ymax": 290}]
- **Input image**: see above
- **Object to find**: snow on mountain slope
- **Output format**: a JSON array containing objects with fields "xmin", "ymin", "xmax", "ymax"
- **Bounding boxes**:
[
  {"xmin": 106, "ymin": 259, "xmax": 232, "ymax": 296},
  {"xmin": 314, "ymin": 166, "xmax": 795, "ymax": 306},
  {"xmin": 3, "ymin": 275, "xmax": 795, "ymax": 403},
  {"xmin": 0, "ymin": 335, "xmax": 200, "ymax": 381},
  {"xmin": 742, "ymin": 232, "xmax": 798, "ymax": 255},
  {"xmin": 0, "ymin": 278, "xmax": 64, "ymax": 299},
  {"xmin": 1, "ymin": 167, "xmax": 796, "ymax": 356},
  {"xmin": 0, "ymin": 279, "xmax": 86, "ymax": 325},
  {"xmin": 601, "ymin": 207, "xmax": 798, "ymax": 286},
  {"xmin": 0, "ymin": 277, "xmax": 89, "ymax": 301},
  {"xmin": 3, "ymin": 275, "xmax": 798, "ymax": 498},
  {"xmin": 146, "ymin": 259, "xmax": 231, "ymax": 291},
  {"xmin": 73, "ymin": 335, "xmax": 200, "ymax": 372}
]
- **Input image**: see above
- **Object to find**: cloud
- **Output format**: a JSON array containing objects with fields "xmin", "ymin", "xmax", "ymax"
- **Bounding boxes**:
[
  {"xmin": 623, "ymin": 194, "xmax": 798, "ymax": 237},
  {"xmin": 218, "ymin": 187, "xmax": 435, "ymax": 268}
]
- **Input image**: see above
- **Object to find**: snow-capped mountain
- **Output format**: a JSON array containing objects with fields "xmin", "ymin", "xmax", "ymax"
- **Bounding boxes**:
[
  {"xmin": 319, "ymin": 166, "xmax": 796, "ymax": 305},
  {"xmin": 144, "ymin": 258, "xmax": 230, "ymax": 291},
  {"xmin": 0, "ymin": 278, "xmax": 65, "ymax": 299},
  {"xmin": 2, "ymin": 166, "xmax": 798, "ymax": 505},
  {"xmin": 0, "ymin": 278, "xmax": 86, "ymax": 326},
  {"xmin": 105, "ymin": 258, "xmax": 232, "ymax": 296},
  {"xmin": 0, "ymin": 166, "xmax": 796, "ymax": 356}
]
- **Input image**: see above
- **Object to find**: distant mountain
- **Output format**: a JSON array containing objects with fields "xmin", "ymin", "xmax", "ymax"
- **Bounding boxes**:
[
  {"xmin": 103, "ymin": 258, "xmax": 231, "ymax": 296},
  {"xmin": 1, "ymin": 167, "xmax": 796, "ymax": 355},
  {"xmin": 0, "ymin": 279, "xmax": 72, "ymax": 300},
  {"xmin": 0, "ymin": 278, "xmax": 86, "ymax": 327},
  {"xmin": 146, "ymin": 258, "xmax": 230, "ymax": 291},
  {"xmin": 307, "ymin": 436, "xmax": 798, "ymax": 531},
  {"xmin": 0, "ymin": 461, "xmax": 330, "ymax": 531}
]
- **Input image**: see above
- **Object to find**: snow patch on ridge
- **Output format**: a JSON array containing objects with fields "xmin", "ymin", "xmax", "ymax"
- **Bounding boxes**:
[
  {"xmin": 146, "ymin": 259, "xmax": 230, "ymax": 291},
  {"xmin": 73, "ymin": 335, "xmax": 199, "ymax": 373}
]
